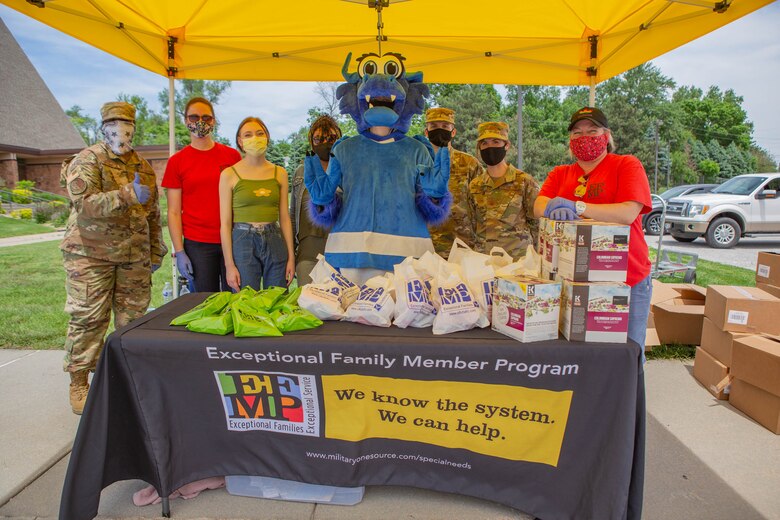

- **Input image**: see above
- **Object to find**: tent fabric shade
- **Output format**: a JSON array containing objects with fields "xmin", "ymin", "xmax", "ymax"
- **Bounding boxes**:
[{"xmin": 1, "ymin": 0, "xmax": 774, "ymax": 85}]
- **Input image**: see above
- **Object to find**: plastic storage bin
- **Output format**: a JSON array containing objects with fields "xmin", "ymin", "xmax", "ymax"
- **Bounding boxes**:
[{"xmin": 225, "ymin": 475, "xmax": 364, "ymax": 505}]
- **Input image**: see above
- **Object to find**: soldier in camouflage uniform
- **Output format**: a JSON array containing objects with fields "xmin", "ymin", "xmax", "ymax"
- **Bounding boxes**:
[
  {"xmin": 425, "ymin": 107, "xmax": 484, "ymax": 258},
  {"xmin": 468, "ymin": 121, "xmax": 539, "ymax": 260},
  {"xmin": 60, "ymin": 101, "xmax": 167, "ymax": 414}
]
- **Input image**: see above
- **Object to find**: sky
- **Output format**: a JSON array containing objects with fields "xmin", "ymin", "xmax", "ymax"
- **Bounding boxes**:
[{"xmin": 1, "ymin": 3, "xmax": 778, "ymax": 163}]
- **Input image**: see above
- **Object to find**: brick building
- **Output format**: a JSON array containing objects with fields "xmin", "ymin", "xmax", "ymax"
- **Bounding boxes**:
[{"xmin": 0, "ymin": 18, "xmax": 169, "ymax": 195}]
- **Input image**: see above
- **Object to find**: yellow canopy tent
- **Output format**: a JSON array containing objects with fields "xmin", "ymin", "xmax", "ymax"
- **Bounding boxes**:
[{"xmin": 1, "ymin": 0, "xmax": 774, "ymax": 86}]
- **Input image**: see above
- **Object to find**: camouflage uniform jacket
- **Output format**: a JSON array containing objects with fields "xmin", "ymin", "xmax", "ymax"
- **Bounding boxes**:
[
  {"xmin": 59, "ymin": 141, "xmax": 167, "ymax": 265},
  {"xmin": 429, "ymin": 147, "xmax": 483, "ymax": 257},
  {"xmin": 468, "ymin": 164, "xmax": 540, "ymax": 260}
]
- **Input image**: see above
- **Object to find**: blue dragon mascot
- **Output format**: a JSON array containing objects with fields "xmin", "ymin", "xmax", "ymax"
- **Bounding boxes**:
[{"xmin": 304, "ymin": 52, "xmax": 451, "ymax": 283}]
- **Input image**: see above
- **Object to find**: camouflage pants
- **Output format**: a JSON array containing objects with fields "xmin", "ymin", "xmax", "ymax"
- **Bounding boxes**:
[{"xmin": 62, "ymin": 252, "xmax": 151, "ymax": 373}]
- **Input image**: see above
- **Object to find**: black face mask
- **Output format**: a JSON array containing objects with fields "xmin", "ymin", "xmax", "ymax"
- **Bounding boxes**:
[
  {"xmin": 480, "ymin": 146, "xmax": 507, "ymax": 166},
  {"xmin": 427, "ymin": 128, "xmax": 453, "ymax": 148},
  {"xmin": 312, "ymin": 143, "xmax": 333, "ymax": 162}
]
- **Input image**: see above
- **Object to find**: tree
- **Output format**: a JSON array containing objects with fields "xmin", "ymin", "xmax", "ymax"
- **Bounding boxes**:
[
  {"xmin": 66, "ymin": 105, "xmax": 100, "ymax": 145},
  {"xmin": 673, "ymin": 86, "xmax": 753, "ymax": 149},
  {"xmin": 427, "ymin": 84, "xmax": 502, "ymax": 156},
  {"xmin": 750, "ymin": 146, "xmax": 778, "ymax": 173},
  {"xmin": 698, "ymin": 159, "xmax": 720, "ymax": 182}
]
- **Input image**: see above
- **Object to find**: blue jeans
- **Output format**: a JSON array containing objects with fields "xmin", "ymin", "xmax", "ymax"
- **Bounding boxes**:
[
  {"xmin": 628, "ymin": 274, "xmax": 653, "ymax": 363},
  {"xmin": 232, "ymin": 223, "xmax": 288, "ymax": 291}
]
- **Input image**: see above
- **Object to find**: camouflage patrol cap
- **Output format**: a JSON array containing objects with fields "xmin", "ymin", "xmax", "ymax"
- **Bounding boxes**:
[
  {"xmin": 425, "ymin": 107, "xmax": 455, "ymax": 124},
  {"xmin": 477, "ymin": 121, "xmax": 509, "ymax": 142},
  {"xmin": 100, "ymin": 101, "xmax": 136, "ymax": 123}
]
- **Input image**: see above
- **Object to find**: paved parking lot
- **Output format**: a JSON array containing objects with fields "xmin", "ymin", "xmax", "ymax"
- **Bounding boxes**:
[{"xmin": 647, "ymin": 233, "xmax": 780, "ymax": 270}]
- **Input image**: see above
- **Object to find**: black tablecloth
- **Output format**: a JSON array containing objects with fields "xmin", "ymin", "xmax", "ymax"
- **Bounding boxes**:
[{"xmin": 60, "ymin": 293, "xmax": 645, "ymax": 520}]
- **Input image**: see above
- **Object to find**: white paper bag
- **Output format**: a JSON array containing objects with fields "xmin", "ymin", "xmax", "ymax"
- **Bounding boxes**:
[
  {"xmin": 344, "ymin": 274, "xmax": 395, "ymax": 327},
  {"xmin": 393, "ymin": 257, "xmax": 436, "ymax": 328},
  {"xmin": 431, "ymin": 265, "xmax": 483, "ymax": 335}
]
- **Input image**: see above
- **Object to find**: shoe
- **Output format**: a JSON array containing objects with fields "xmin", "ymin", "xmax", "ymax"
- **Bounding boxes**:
[{"xmin": 69, "ymin": 371, "xmax": 90, "ymax": 415}]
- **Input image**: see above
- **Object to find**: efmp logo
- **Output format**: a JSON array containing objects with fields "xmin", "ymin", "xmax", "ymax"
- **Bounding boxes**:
[{"xmin": 215, "ymin": 371, "xmax": 320, "ymax": 436}]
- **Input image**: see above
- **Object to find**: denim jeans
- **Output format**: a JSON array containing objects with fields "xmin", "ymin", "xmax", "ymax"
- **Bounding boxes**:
[
  {"xmin": 183, "ymin": 238, "xmax": 226, "ymax": 293},
  {"xmin": 628, "ymin": 274, "xmax": 653, "ymax": 363},
  {"xmin": 232, "ymin": 223, "xmax": 288, "ymax": 291}
]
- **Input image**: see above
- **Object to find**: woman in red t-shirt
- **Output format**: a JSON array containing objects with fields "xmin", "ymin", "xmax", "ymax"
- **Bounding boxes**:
[
  {"xmin": 162, "ymin": 97, "xmax": 241, "ymax": 292},
  {"xmin": 533, "ymin": 106, "xmax": 653, "ymax": 354}
]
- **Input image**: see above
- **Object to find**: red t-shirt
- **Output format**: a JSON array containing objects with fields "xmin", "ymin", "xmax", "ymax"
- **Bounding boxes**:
[
  {"xmin": 539, "ymin": 154, "xmax": 652, "ymax": 286},
  {"xmin": 162, "ymin": 143, "xmax": 241, "ymax": 244}
]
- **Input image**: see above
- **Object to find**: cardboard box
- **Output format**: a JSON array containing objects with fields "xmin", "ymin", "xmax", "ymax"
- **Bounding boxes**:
[
  {"xmin": 704, "ymin": 285, "xmax": 780, "ymax": 335},
  {"xmin": 699, "ymin": 317, "xmax": 749, "ymax": 366},
  {"xmin": 538, "ymin": 217, "xmax": 565, "ymax": 281},
  {"xmin": 756, "ymin": 282, "xmax": 780, "ymax": 299},
  {"xmin": 557, "ymin": 220, "xmax": 630, "ymax": 283},
  {"xmin": 560, "ymin": 280, "xmax": 630, "ymax": 343},
  {"xmin": 492, "ymin": 276, "xmax": 561, "ymax": 343},
  {"xmin": 729, "ymin": 378, "xmax": 780, "ymax": 435},
  {"xmin": 650, "ymin": 283, "xmax": 707, "ymax": 346},
  {"xmin": 755, "ymin": 251, "xmax": 780, "ymax": 286},
  {"xmin": 692, "ymin": 347, "xmax": 730, "ymax": 400},
  {"xmin": 731, "ymin": 335, "xmax": 780, "ymax": 396}
]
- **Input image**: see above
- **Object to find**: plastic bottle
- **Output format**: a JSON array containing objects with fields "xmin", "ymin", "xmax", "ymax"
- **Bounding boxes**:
[
  {"xmin": 162, "ymin": 281, "xmax": 173, "ymax": 304},
  {"xmin": 179, "ymin": 284, "xmax": 190, "ymax": 296}
]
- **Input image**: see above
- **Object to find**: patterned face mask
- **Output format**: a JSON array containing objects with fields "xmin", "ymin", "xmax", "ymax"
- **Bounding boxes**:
[
  {"xmin": 186, "ymin": 120, "xmax": 215, "ymax": 138},
  {"xmin": 569, "ymin": 133, "xmax": 609, "ymax": 162},
  {"xmin": 102, "ymin": 121, "xmax": 135, "ymax": 155}
]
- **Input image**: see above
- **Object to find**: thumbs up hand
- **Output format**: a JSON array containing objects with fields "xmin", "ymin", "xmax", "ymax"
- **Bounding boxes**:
[{"xmin": 133, "ymin": 173, "xmax": 150, "ymax": 204}]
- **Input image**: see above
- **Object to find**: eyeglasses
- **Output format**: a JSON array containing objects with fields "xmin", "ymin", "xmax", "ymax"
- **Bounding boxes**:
[
  {"xmin": 574, "ymin": 175, "xmax": 587, "ymax": 198},
  {"xmin": 312, "ymin": 135, "xmax": 338, "ymax": 145},
  {"xmin": 186, "ymin": 114, "xmax": 214, "ymax": 123}
]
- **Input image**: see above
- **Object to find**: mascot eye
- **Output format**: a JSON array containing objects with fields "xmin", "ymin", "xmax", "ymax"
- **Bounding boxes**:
[
  {"xmin": 361, "ymin": 60, "xmax": 378, "ymax": 77},
  {"xmin": 384, "ymin": 61, "xmax": 400, "ymax": 77}
]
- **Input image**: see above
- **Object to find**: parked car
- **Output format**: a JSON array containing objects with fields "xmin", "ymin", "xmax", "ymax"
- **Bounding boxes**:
[
  {"xmin": 643, "ymin": 184, "xmax": 717, "ymax": 235},
  {"xmin": 664, "ymin": 173, "xmax": 780, "ymax": 248}
]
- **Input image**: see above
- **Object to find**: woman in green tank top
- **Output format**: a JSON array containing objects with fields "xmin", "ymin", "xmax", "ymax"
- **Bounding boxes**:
[{"xmin": 219, "ymin": 117, "xmax": 295, "ymax": 291}]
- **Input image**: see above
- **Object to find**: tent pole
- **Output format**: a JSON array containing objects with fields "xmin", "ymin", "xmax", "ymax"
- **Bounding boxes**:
[
  {"xmin": 168, "ymin": 76, "xmax": 178, "ymax": 298},
  {"xmin": 588, "ymin": 77, "xmax": 596, "ymax": 107},
  {"xmin": 516, "ymin": 86, "xmax": 523, "ymax": 170}
]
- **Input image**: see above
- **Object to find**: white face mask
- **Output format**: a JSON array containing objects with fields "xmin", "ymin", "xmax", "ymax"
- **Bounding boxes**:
[
  {"xmin": 242, "ymin": 135, "xmax": 268, "ymax": 157},
  {"xmin": 102, "ymin": 120, "xmax": 135, "ymax": 155}
]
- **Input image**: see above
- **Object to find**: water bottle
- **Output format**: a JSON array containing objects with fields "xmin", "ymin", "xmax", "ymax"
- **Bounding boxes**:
[
  {"xmin": 180, "ymin": 284, "xmax": 190, "ymax": 296},
  {"xmin": 162, "ymin": 281, "xmax": 173, "ymax": 304}
]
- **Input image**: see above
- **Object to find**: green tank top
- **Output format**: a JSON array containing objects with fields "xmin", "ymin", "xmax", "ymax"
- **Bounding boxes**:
[{"xmin": 232, "ymin": 166, "xmax": 281, "ymax": 223}]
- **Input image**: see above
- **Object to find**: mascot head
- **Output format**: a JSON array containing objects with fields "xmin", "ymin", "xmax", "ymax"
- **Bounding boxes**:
[{"xmin": 337, "ymin": 52, "xmax": 429, "ymax": 136}]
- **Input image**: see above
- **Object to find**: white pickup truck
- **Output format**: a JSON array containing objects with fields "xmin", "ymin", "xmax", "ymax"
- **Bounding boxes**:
[{"xmin": 664, "ymin": 173, "xmax": 780, "ymax": 248}]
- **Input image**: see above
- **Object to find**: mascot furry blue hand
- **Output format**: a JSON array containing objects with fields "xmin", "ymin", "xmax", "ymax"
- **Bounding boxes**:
[{"xmin": 304, "ymin": 52, "xmax": 452, "ymax": 275}]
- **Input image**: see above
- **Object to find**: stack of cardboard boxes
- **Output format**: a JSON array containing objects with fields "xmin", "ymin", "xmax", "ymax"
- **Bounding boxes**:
[
  {"xmin": 690, "ymin": 254, "xmax": 780, "ymax": 434},
  {"xmin": 537, "ymin": 218, "xmax": 632, "ymax": 343}
]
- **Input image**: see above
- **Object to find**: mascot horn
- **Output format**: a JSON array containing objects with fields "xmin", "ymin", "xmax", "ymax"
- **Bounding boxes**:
[{"xmin": 304, "ymin": 52, "xmax": 452, "ymax": 280}]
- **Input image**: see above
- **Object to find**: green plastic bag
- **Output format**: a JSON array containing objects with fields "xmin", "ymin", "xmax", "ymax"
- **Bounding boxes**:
[
  {"xmin": 253, "ymin": 286, "xmax": 287, "ymax": 310},
  {"xmin": 271, "ymin": 287, "xmax": 302, "ymax": 311},
  {"xmin": 232, "ymin": 300, "xmax": 283, "ymax": 337},
  {"xmin": 271, "ymin": 307, "xmax": 323, "ymax": 332},
  {"xmin": 170, "ymin": 292, "xmax": 232, "ymax": 326},
  {"xmin": 186, "ymin": 306, "xmax": 234, "ymax": 335}
]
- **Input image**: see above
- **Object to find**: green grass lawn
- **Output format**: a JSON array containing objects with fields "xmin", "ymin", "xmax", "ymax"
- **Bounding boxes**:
[
  {"xmin": 0, "ymin": 231, "xmax": 173, "ymax": 349},
  {"xmin": 0, "ymin": 216, "xmax": 58, "ymax": 238}
]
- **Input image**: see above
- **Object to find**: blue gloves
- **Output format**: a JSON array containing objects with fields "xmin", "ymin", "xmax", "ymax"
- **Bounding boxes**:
[
  {"xmin": 175, "ymin": 250, "xmax": 194, "ymax": 281},
  {"xmin": 133, "ymin": 173, "xmax": 150, "ymax": 204},
  {"xmin": 544, "ymin": 197, "xmax": 579, "ymax": 221},
  {"xmin": 304, "ymin": 152, "xmax": 341, "ymax": 205}
]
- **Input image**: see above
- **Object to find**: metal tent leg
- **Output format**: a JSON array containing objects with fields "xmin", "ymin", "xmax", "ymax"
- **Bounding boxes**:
[{"xmin": 162, "ymin": 496, "xmax": 171, "ymax": 517}]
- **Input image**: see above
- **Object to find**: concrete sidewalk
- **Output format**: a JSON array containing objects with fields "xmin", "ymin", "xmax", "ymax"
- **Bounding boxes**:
[
  {"xmin": 0, "ymin": 231, "xmax": 64, "ymax": 248},
  {"xmin": 1, "ymin": 352, "xmax": 778, "ymax": 520}
]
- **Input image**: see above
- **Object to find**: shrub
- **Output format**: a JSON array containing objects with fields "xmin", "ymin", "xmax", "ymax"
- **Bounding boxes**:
[
  {"xmin": 11, "ymin": 208, "xmax": 33, "ymax": 220},
  {"xmin": 53, "ymin": 211, "xmax": 70, "ymax": 228},
  {"xmin": 16, "ymin": 180, "xmax": 35, "ymax": 190},
  {"xmin": 11, "ymin": 189, "xmax": 32, "ymax": 204}
]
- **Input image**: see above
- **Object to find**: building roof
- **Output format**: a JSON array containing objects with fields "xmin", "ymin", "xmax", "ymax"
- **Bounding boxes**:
[{"xmin": 0, "ymin": 17, "xmax": 86, "ymax": 151}]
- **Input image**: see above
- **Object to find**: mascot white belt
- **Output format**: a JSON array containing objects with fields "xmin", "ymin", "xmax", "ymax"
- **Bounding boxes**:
[{"xmin": 304, "ymin": 52, "xmax": 452, "ymax": 278}]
